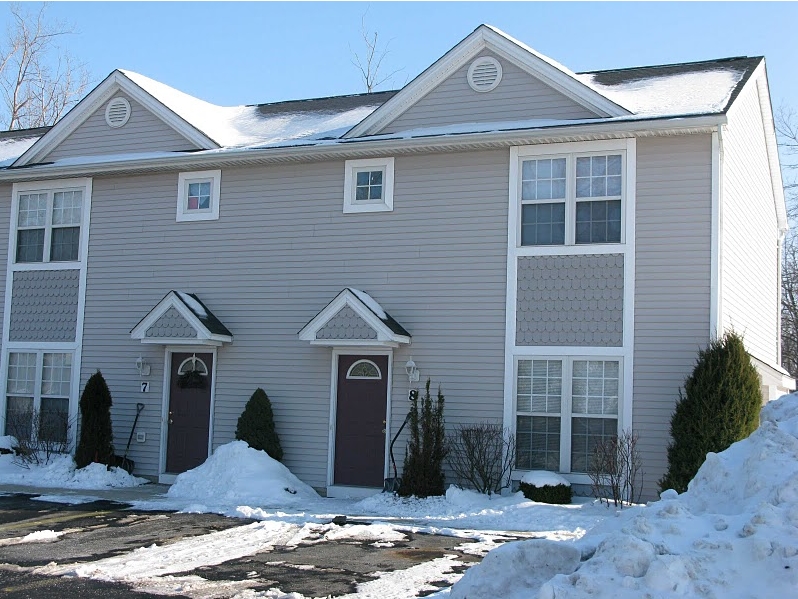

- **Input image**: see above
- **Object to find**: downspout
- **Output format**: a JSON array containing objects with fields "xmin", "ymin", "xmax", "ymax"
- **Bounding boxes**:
[{"xmin": 710, "ymin": 125, "xmax": 724, "ymax": 339}]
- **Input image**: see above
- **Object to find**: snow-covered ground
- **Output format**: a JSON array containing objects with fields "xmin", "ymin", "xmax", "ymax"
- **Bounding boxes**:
[
  {"xmin": 0, "ymin": 435, "xmax": 147, "ymax": 489},
  {"xmin": 5, "ymin": 394, "xmax": 798, "ymax": 598}
]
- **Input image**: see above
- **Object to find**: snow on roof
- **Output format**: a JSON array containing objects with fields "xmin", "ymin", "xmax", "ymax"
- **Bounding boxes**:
[
  {"xmin": 349, "ymin": 288, "xmax": 388, "ymax": 320},
  {"xmin": 121, "ymin": 70, "xmax": 385, "ymax": 148},
  {"xmin": 575, "ymin": 68, "xmax": 747, "ymax": 117},
  {"xmin": 0, "ymin": 135, "xmax": 41, "ymax": 167}
]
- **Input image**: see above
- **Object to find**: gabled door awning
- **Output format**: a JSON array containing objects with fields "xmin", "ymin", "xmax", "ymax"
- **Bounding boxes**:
[
  {"xmin": 131, "ymin": 291, "xmax": 232, "ymax": 346},
  {"xmin": 299, "ymin": 288, "xmax": 410, "ymax": 348}
]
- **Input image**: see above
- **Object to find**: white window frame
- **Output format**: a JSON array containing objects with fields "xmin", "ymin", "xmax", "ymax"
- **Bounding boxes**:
[
  {"xmin": 3, "ymin": 348, "xmax": 77, "ymax": 443},
  {"xmin": 11, "ymin": 179, "xmax": 91, "ymax": 265},
  {"xmin": 176, "ymin": 170, "xmax": 221, "ymax": 222},
  {"xmin": 512, "ymin": 354, "xmax": 623, "ymax": 480},
  {"xmin": 343, "ymin": 157, "xmax": 395, "ymax": 214},
  {"xmin": 514, "ymin": 141, "xmax": 627, "ymax": 250}
]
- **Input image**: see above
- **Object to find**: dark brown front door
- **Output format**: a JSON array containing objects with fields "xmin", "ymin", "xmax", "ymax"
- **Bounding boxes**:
[
  {"xmin": 166, "ymin": 352, "xmax": 213, "ymax": 473},
  {"xmin": 334, "ymin": 354, "xmax": 388, "ymax": 487}
]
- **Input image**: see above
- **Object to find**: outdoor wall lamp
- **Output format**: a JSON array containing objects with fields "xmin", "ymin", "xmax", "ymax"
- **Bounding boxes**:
[
  {"xmin": 405, "ymin": 357, "xmax": 419, "ymax": 383},
  {"xmin": 135, "ymin": 356, "xmax": 151, "ymax": 377}
]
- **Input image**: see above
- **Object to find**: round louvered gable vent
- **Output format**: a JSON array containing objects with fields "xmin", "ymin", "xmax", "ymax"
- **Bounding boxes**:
[
  {"xmin": 467, "ymin": 57, "xmax": 503, "ymax": 92},
  {"xmin": 105, "ymin": 97, "xmax": 131, "ymax": 128}
]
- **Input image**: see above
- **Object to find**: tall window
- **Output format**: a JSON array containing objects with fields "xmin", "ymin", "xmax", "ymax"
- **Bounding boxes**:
[
  {"xmin": 515, "ymin": 357, "xmax": 620, "ymax": 473},
  {"xmin": 16, "ymin": 189, "xmax": 82, "ymax": 263},
  {"xmin": 5, "ymin": 351, "xmax": 72, "ymax": 443},
  {"xmin": 518, "ymin": 152, "xmax": 624, "ymax": 247}
]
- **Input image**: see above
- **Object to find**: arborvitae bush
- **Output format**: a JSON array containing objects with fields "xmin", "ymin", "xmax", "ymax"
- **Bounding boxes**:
[
  {"xmin": 398, "ymin": 379, "xmax": 447, "ymax": 498},
  {"xmin": 519, "ymin": 481, "xmax": 572, "ymax": 504},
  {"xmin": 74, "ymin": 371, "xmax": 114, "ymax": 468},
  {"xmin": 659, "ymin": 331, "xmax": 762, "ymax": 494},
  {"xmin": 235, "ymin": 388, "xmax": 283, "ymax": 461}
]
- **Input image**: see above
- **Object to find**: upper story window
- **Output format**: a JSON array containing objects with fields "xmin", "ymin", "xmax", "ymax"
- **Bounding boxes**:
[
  {"xmin": 517, "ymin": 147, "xmax": 626, "ymax": 247},
  {"xmin": 343, "ymin": 158, "xmax": 394, "ymax": 214},
  {"xmin": 13, "ymin": 181, "xmax": 88, "ymax": 264},
  {"xmin": 177, "ymin": 170, "xmax": 221, "ymax": 222}
]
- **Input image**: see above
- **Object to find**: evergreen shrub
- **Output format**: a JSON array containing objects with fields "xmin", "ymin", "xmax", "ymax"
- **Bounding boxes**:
[
  {"xmin": 398, "ymin": 378, "xmax": 447, "ymax": 498},
  {"xmin": 235, "ymin": 388, "xmax": 283, "ymax": 461},
  {"xmin": 519, "ymin": 481, "xmax": 572, "ymax": 504},
  {"xmin": 659, "ymin": 331, "xmax": 762, "ymax": 494},
  {"xmin": 74, "ymin": 371, "xmax": 114, "ymax": 468}
]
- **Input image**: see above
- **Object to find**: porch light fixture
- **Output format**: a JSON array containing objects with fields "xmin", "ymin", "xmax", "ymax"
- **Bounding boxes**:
[
  {"xmin": 405, "ymin": 357, "xmax": 419, "ymax": 383},
  {"xmin": 135, "ymin": 356, "xmax": 151, "ymax": 377}
]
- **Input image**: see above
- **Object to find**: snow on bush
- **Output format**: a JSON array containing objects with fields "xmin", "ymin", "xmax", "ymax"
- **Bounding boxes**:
[
  {"xmin": 0, "ymin": 452, "xmax": 146, "ymax": 489},
  {"xmin": 451, "ymin": 393, "xmax": 798, "ymax": 599},
  {"xmin": 167, "ymin": 441, "xmax": 318, "ymax": 506},
  {"xmin": 520, "ymin": 470, "xmax": 571, "ymax": 488}
]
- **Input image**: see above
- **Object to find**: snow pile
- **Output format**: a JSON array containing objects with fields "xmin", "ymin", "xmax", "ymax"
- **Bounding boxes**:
[
  {"xmin": 167, "ymin": 441, "xmax": 318, "ymax": 507},
  {"xmin": 451, "ymin": 393, "xmax": 798, "ymax": 599},
  {"xmin": 0, "ymin": 452, "xmax": 147, "ymax": 489},
  {"xmin": 0, "ymin": 435, "xmax": 16, "ymax": 451}
]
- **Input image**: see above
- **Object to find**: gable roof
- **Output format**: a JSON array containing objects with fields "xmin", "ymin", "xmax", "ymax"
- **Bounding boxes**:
[
  {"xmin": 130, "ymin": 290, "xmax": 232, "ymax": 345},
  {"xmin": 343, "ymin": 24, "xmax": 630, "ymax": 138},
  {"xmin": 298, "ymin": 288, "xmax": 411, "ymax": 348}
]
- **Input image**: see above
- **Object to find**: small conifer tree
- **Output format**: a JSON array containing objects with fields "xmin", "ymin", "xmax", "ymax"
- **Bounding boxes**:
[
  {"xmin": 398, "ymin": 378, "xmax": 447, "ymax": 498},
  {"xmin": 235, "ymin": 388, "xmax": 283, "ymax": 461},
  {"xmin": 74, "ymin": 371, "xmax": 114, "ymax": 468},
  {"xmin": 659, "ymin": 331, "xmax": 762, "ymax": 493}
]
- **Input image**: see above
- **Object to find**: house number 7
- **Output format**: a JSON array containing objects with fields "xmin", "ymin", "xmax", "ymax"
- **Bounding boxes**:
[{"xmin": 141, "ymin": 382, "xmax": 149, "ymax": 393}]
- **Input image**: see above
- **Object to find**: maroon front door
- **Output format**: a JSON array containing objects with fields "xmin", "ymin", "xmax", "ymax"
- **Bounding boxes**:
[
  {"xmin": 166, "ymin": 352, "xmax": 213, "ymax": 473},
  {"xmin": 334, "ymin": 355, "xmax": 388, "ymax": 487}
]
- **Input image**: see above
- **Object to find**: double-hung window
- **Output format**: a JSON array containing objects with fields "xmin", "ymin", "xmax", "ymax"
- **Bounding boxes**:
[
  {"xmin": 515, "ymin": 357, "xmax": 620, "ymax": 474},
  {"xmin": 16, "ymin": 188, "xmax": 83, "ymax": 263},
  {"xmin": 518, "ymin": 149, "xmax": 625, "ymax": 247},
  {"xmin": 5, "ymin": 351, "xmax": 72, "ymax": 443}
]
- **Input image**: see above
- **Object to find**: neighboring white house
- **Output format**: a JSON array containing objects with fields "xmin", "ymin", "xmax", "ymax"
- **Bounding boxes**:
[{"xmin": 0, "ymin": 25, "xmax": 790, "ymax": 499}]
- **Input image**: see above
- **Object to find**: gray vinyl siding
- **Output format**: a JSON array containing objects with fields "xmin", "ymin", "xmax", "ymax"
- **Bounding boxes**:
[
  {"xmin": 9, "ymin": 270, "xmax": 80, "ymax": 342},
  {"xmin": 516, "ymin": 254, "xmax": 624, "ymax": 346},
  {"xmin": 379, "ymin": 52, "xmax": 598, "ymax": 135},
  {"xmin": 633, "ymin": 134, "xmax": 713, "ymax": 497},
  {"xmin": 43, "ymin": 96, "xmax": 199, "ymax": 163},
  {"xmin": 80, "ymin": 150, "xmax": 509, "ymax": 486},
  {"xmin": 721, "ymin": 81, "xmax": 780, "ymax": 365},
  {"xmin": 316, "ymin": 307, "xmax": 377, "ymax": 340}
]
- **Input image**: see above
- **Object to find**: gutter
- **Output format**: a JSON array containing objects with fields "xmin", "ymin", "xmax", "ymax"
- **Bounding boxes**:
[{"xmin": 0, "ymin": 113, "xmax": 727, "ymax": 183}]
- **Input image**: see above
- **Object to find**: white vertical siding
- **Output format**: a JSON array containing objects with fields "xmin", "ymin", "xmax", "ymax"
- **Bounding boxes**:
[
  {"xmin": 633, "ymin": 134, "xmax": 713, "ymax": 497},
  {"xmin": 80, "ymin": 150, "xmax": 509, "ymax": 487},
  {"xmin": 379, "ymin": 52, "xmax": 598, "ymax": 135},
  {"xmin": 721, "ymin": 80, "xmax": 780, "ymax": 365}
]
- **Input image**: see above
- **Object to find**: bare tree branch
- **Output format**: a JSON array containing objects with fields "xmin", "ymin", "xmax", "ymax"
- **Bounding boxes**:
[
  {"xmin": 0, "ymin": 3, "xmax": 89, "ymax": 129},
  {"xmin": 349, "ymin": 13, "xmax": 402, "ymax": 93},
  {"xmin": 777, "ymin": 106, "xmax": 798, "ymax": 376}
]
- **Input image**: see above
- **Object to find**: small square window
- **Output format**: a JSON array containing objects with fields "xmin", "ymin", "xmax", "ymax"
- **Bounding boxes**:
[
  {"xmin": 344, "ymin": 158, "xmax": 394, "ymax": 213},
  {"xmin": 177, "ymin": 170, "xmax": 221, "ymax": 222}
]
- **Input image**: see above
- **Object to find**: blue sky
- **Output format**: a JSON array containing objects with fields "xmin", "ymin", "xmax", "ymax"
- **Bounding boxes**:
[{"xmin": 4, "ymin": 2, "xmax": 798, "ymax": 108}]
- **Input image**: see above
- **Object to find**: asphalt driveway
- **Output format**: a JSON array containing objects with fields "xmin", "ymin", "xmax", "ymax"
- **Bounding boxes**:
[{"xmin": 0, "ymin": 493, "xmax": 490, "ymax": 598}]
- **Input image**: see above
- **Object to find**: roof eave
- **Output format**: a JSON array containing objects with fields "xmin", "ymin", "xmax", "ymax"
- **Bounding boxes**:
[{"xmin": 0, "ymin": 114, "xmax": 726, "ymax": 182}]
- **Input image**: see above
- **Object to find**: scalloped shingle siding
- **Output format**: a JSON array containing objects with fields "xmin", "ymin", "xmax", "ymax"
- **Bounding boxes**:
[
  {"xmin": 9, "ymin": 270, "xmax": 80, "ymax": 342},
  {"xmin": 316, "ymin": 306, "xmax": 378, "ymax": 340},
  {"xmin": 145, "ymin": 306, "xmax": 197, "ymax": 338},
  {"xmin": 516, "ymin": 253, "xmax": 624, "ymax": 346}
]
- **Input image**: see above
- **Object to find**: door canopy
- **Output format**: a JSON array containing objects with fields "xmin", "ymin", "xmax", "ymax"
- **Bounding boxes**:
[
  {"xmin": 298, "ymin": 288, "xmax": 410, "ymax": 348},
  {"xmin": 131, "ymin": 291, "xmax": 233, "ymax": 346}
]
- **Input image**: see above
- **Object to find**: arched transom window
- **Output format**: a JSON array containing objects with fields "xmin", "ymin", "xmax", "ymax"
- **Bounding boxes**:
[
  {"xmin": 346, "ymin": 359, "xmax": 382, "ymax": 380},
  {"xmin": 177, "ymin": 355, "xmax": 209, "ymax": 376}
]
